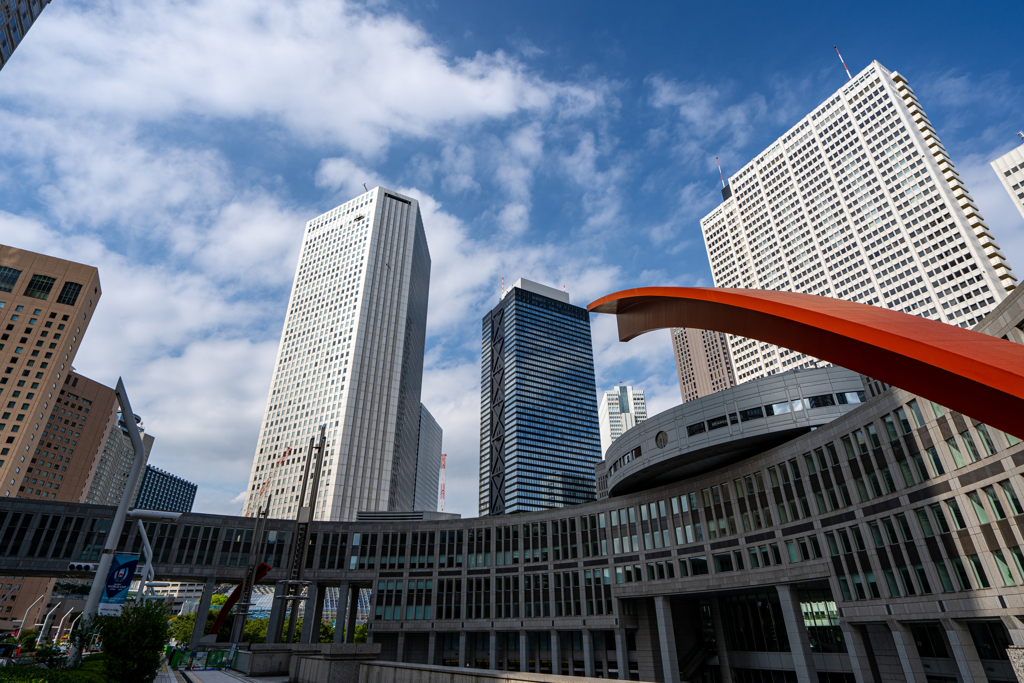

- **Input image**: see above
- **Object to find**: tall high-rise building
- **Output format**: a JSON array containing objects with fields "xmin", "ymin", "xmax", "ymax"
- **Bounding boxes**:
[
  {"xmin": 479, "ymin": 278, "xmax": 602, "ymax": 516},
  {"xmin": 0, "ymin": 245, "xmax": 99, "ymax": 636},
  {"xmin": 243, "ymin": 187, "xmax": 430, "ymax": 521},
  {"xmin": 412, "ymin": 404, "xmax": 442, "ymax": 512},
  {"xmin": 598, "ymin": 385, "xmax": 647, "ymax": 457},
  {"xmin": 0, "ymin": 0, "xmax": 50, "ymax": 72},
  {"xmin": 990, "ymin": 135, "xmax": 1024, "ymax": 222},
  {"xmin": 0, "ymin": 245, "xmax": 101, "ymax": 498},
  {"xmin": 671, "ymin": 328, "xmax": 736, "ymax": 403},
  {"xmin": 700, "ymin": 60, "xmax": 1016, "ymax": 384},
  {"xmin": 82, "ymin": 411, "xmax": 153, "ymax": 507},
  {"xmin": 134, "ymin": 465, "xmax": 197, "ymax": 513}
]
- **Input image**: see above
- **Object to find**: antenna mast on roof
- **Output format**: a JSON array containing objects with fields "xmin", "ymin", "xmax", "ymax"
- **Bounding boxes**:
[
  {"xmin": 834, "ymin": 45, "xmax": 852, "ymax": 80},
  {"xmin": 716, "ymin": 157, "xmax": 726, "ymax": 189},
  {"xmin": 363, "ymin": 183, "xmax": 368, "ymax": 192}
]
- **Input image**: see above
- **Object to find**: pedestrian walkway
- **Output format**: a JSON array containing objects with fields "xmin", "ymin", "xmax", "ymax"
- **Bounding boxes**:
[{"xmin": 178, "ymin": 668, "xmax": 287, "ymax": 683}]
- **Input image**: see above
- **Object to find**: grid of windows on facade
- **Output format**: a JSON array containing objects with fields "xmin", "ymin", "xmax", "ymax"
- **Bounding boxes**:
[
  {"xmin": 0, "ymin": 0, "xmax": 50, "ymax": 71},
  {"xmin": 702, "ymin": 62, "xmax": 1013, "ymax": 385},
  {"xmin": 134, "ymin": 465, "xmax": 197, "ymax": 513},
  {"xmin": 483, "ymin": 285, "xmax": 602, "ymax": 514},
  {"xmin": 23, "ymin": 389, "xmax": 92, "ymax": 499}
]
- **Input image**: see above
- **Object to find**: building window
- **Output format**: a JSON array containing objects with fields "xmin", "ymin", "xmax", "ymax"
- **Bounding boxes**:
[
  {"xmin": 24, "ymin": 275, "xmax": 56, "ymax": 300},
  {"xmin": 0, "ymin": 267, "xmax": 21, "ymax": 293},
  {"xmin": 56, "ymin": 282, "xmax": 82, "ymax": 306}
]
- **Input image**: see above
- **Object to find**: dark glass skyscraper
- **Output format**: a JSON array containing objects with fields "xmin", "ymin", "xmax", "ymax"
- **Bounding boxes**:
[{"xmin": 480, "ymin": 279, "xmax": 602, "ymax": 515}]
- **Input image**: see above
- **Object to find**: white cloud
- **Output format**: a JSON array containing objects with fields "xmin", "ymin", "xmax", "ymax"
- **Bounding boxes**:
[{"xmin": 7, "ymin": 0, "xmax": 604, "ymax": 156}]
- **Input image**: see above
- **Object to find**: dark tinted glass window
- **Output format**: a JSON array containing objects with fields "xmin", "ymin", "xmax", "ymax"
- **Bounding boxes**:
[
  {"xmin": 25, "ymin": 274, "xmax": 56, "ymax": 300},
  {"xmin": 0, "ymin": 267, "xmax": 21, "ymax": 293},
  {"xmin": 56, "ymin": 282, "xmax": 82, "ymax": 306}
]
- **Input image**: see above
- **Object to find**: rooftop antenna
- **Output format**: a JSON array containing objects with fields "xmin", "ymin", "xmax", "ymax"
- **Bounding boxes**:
[
  {"xmin": 363, "ymin": 183, "xmax": 368, "ymax": 192},
  {"xmin": 1018, "ymin": 131, "xmax": 1024, "ymax": 141},
  {"xmin": 501, "ymin": 276, "xmax": 505, "ymax": 300},
  {"xmin": 834, "ymin": 45, "xmax": 852, "ymax": 80},
  {"xmin": 716, "ymin": 156, "xmax": 726, "ymax": 189}
]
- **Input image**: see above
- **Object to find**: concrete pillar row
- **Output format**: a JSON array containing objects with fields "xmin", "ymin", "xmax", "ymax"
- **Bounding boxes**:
[
  {"xmin": 943, "ymin": 618, "xmax": 986, "ymax": 683},
  {"xmin": 396, "ymin": 630, "xmax": 406, "ymax": 663},
  {"xmin": 709, "ymin": 597, "xmax": 733, "ymax": 683},
  {"xmin": 774, "ymin": 584, "xmax": 816, "ymax": 682},
  {"xmin": 300, "ymin": 581, "xmax": 325, "ymax": 644},
  {"xmin": 189, "ymin": 576, "xmax": 217, "ymax": 649},
  {"xmin": 838, "ymin": 621, "xmax": 870, "ymax": 683},
  {"xmin": 583, "ymin": 628, "xmax": 595, "ymax": 678},
  {"xmin": 266, "ymin": 581, "xmax": 288, "ymax": 645},
  {"xmin": 520, "ymin": 631, "xmax": 529, "ymax": 672},
  {"xmin": 458, "ymin": 630, "xmax": 467, "ymax": 668},
  {"xmin": 489, "ymin": 630, "xmax": 497, "ymax": 670},
  {"xmin": 888, "ymin": 620, "xmax": 924, "ymax": 683},
  {"xmin": 346, "ymin": 586, "xmax": 359, "ymax": 643},
  {"xmin": 428, "ymin": 631, "xmax": 437, "ymax": 666},
  {"xmin": 615, "ymin": 627, "xmax": 629, "ymax": 681},
  {"xmin": 334, "ymin": 582, "xmax": 350, "ymax": 644},
  {"xmin": 653, "ymin": 596, "xmax": 680, "ymax": 683},
  {"xmin": 551, "ymin": 629, "xmax": 561, "ymax": 675}
]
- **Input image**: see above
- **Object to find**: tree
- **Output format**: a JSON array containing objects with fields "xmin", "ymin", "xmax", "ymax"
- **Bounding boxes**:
[
  {"xmin": 97, "ymin": 600, "xmax": 170, "ymax": 683},
  {"xmin": 319, "ymin": 622, "xmax": 334, "ymax": 643},
  {"xmin": 210, "ymin": 594, "xmax": 228, "ymax": 606},
  {"xmin": 168, "ymin": 613, "xmax": 196, "ymax": 645},
  {"xmin": 354, "ymin": 624, "xmax": 367, "ymax": 643},
  {"xmin": 243, "ymin": 618, "xmax": 268, "ymax": 644}
]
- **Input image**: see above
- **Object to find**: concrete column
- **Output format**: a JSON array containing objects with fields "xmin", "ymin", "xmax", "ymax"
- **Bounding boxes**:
[
  {"xmin": 266, "ymin": 581, "xmax": 288, "ymax": 645},
  {"xmin": 429, "ymin": 631, "xmax": 437, "ymax": 666},
  {"xmin": 615, "ymin": 627, "xmax": 629, "ymax": 681},
  {"xmin": 489, "ymin": 631, "xmax": 497, "ymax": 670},
  {"xmin": 552, "ymin": 629, "xmax": 561, "ymax": 675},
  {"xmin": 889, "ymin": 621, "xmax": 923, "ymax": 683},
  {"xmin": 334, "ymin": 582, "xmax": 349, "ymax": 644},
  {"xmin": 346, "ymin": 586, "xmax": 359, "ymax": 643},
  {"xmin": 838, "ymin": 622, "xmax": 870, "ymax": 683},
  {"xmin": 520, "ymin": 631, "xmax": 529, "ymax": 672},
  {"xmin": 653, "ymin": 596, "xmax": 680, "ymax": 683},
  {"xmin": 189, "ymin": 576, "xmax": 216, "ymax": 649},
  {"xmin": 709, "ymin": 597, "xmax": 733, "ymax": 683},
  {"xmin": 583, "ymin": 629, "xmax": 595, "ymax": 678},
  {"xmin": 458, "ymin": 630, "xmax": 467, "ymax": 667},
  {"xmin": 943, "ymin": 618, "xmax": 986, "ymax": 683},
  {"xmin": 397, "ymin": 631, "xmax": 406, "ymax": 663},
  {"xmin": 300, "ymin": 581, "xmax": 325, "ymax": 644},
  {"xmin": 775, "ymin": 584, "xmax": 816, "ymax": 682}
]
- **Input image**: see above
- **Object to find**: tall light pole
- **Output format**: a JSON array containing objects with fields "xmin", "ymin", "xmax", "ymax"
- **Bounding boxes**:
[
  {"xmin": 81, "ymin": 379, "xmax": 149, "ymax": 620},
  {"xmin": 13, "ymin": 594, "xmax": 44, "ymax": 638}
]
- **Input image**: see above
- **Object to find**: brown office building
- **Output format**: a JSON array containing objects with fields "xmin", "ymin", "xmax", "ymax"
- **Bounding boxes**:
[
  {"xmin": 671, "ymin": 327, "xmax": 736, "ymax": 403},
  {"xmin": 0, "ymin": 245, "xmax": 100, "ymax": 635}
]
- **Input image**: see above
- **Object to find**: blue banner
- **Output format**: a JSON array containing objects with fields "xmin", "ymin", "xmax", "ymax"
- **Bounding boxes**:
[{"xmin": 98, "ymin": 555, "xmax": 138, "ymax": 616}]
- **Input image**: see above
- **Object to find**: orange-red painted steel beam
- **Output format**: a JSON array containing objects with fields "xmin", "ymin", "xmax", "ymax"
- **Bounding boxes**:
[{"xmin": 588, "ymin": 287, "xmax": 1024, "ymax": 440}]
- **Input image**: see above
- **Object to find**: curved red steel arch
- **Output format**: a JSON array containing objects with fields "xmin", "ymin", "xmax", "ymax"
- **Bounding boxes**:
[{"xmin": 588, "ymin": 287, "xmax": 1024, "ymax": 441}]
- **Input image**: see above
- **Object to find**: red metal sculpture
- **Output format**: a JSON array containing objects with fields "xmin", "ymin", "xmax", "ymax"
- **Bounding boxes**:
[{"xmin": 589, "ymin": 287, "xmax": 1024, "ymax": 440}]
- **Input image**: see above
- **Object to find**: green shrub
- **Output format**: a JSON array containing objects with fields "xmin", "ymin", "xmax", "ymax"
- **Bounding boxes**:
[{"xmin": 96, "ymin": 600, "xmax": 170, "ymax": 683}]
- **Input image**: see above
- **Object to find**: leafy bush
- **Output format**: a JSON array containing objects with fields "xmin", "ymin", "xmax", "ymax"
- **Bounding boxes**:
[
  {"xmin": 0, "ymin": 665, "xmax": 99, "ymax": 683},
  {"xmin": 96, "ymin": 600, "xmax": 169, "ymax": 683}
]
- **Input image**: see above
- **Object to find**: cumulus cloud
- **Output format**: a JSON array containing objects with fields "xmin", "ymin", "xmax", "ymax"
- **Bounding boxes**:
[{"xmin": 5, "ymin": 0, "xmax": 604, "ymax": 155}]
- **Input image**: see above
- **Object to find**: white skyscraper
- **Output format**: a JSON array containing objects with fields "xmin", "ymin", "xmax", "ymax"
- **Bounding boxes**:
[
  {"xmin": 990, "ymin": 136, "xmax": 1024, "ymax": 222},
  {"xmin": 701, "ymin": 60, "xmax": 1016, "ymax": 383},
  {"xmin": 598, "ymin": 385, "xmax": 647, "ymax": 457},
  {"xmin": 412, "ymin": 404, "xmax": 443, "ymax": 512},
  {"xmin": 243, "ymin": 187, "xmax": 431, "ymax": 521}
]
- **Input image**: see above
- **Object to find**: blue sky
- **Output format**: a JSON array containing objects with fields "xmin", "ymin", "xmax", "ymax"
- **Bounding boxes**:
[{"xmin": 1, "ymin": 0, "xmax": 1021, "ymax": 517}]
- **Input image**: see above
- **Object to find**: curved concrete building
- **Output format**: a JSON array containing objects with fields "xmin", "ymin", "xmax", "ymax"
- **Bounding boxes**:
[{"xmin": 3, "ymin": 291, "xmax": 1024, "ymax": 682}]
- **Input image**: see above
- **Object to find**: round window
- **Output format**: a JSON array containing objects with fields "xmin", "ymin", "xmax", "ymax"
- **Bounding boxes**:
[{"xmin": 655, "ymin": 431, "xmax": 668, "ymax": 449}]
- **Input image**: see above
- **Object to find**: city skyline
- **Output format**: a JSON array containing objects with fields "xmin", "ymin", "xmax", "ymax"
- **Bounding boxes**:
[{"xmin": 0, "ymin": 1, "xmax": 1023, "ymax": 518}]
